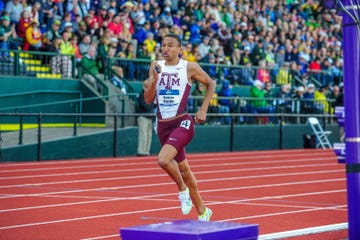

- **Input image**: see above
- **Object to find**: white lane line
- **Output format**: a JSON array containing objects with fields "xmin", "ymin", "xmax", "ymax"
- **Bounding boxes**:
[
  {"xmin": 0, "ymin": 179, "xmax": 345, "ymax": 213},
  {"xmin": 0, "ymin": 149, "xmax": 325, "ymax": 167},
  {"xmin": 81, "ymin": 234, "xmax": 119, "ymax": 240},
  {"xmin": 0, "ymin": 205, "xmax": 181, "ymax": 230},
  {"xmin": 0, "ymin": 169, "xmax": 344, "ymax": 200},
  {"xmin": 0, "ymin": 162, "xmax": 339, "ymax": 181},
  {"xmin": 220, "ymin": 204, "xmax": 348, "ymax": 222},
  {"xmin": 0, "ymin": 190, "xmax": 346, "ymax": 231},
  {"xmin": 0, "ymin": 166, "xmax": 343, "ymax": 190},
  {"xmin": 258, "ymin": 223, "xmax": 348, "ymax": 239},
  {"xmin": 0, "ymin": 153, "xmax": 335, "ymax": 173}
]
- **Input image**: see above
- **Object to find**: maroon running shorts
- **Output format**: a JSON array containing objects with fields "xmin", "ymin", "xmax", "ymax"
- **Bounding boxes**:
[{"xmin": 157, "ymin": 113, "xmax": 194, "ymax": 162}]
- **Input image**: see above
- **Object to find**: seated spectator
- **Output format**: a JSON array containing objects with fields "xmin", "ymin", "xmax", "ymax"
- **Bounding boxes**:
[
  {"xmin": 239, "ymin": 62, "xmax": 254, "ymax": 86},
  {"xmin": 198, "ymin": 36, "xmax": 211, "ymax": 61},
  {"xmin": 110, "ymin": 66, "xmax": 127, "ymax": 94},
  {"xmin": 0, "ymin": 16, "xmax": 18, "ymax": 60},
  {"xmin": 62, "ymin": 22, "xmax": 74, "ymax": 39},
  {"xmin": 276, "ymin": 62, "xmax": 292, "ymax": 85},
  {"xmin": 80, "ymin": 46, "xmax": 103, "ymax": 89},
  {"xmin": 204, "ymin": 55, "xmax": 219, "ymax": 81},
  {"xmin": 70, "ymin": 35, "xmax": 82, "ymax": 63},
  {"xmin": 43, "ymin": 20, "xmax": 61, "ymax": 49},
  {"xmin": 257, "ymin": 59, "xmax": 271, "ymax": 84},
  {"xmin": 24, "ymin": 20, "xmax": 42, "ymax": 51},
  {"xmin": 217, "ymin": 80, "xmax": 234, "ymax": 124},
  {"xmin": 78, "ymin": 34, "xmax": 92, "ymax": 56},
  {"xmin": 251, "ymin": 39, "xmax": 266, "ymax": 66},
  {"xmin": 188, "ymin": 82, "xmax": 204, "ymax": 113},
  {"xmin": 143, "ymin": 32, "xmax": 156, "ymax": 58},
  {"xmin": 183, "ymin": 43, "xmax": 200, "ymax": 62},
  {"xmin": 240, "ymin": 46, "xmax": 252, "ymax": 65},
  {"xmin": 75, "ymin": 20, "xmax": 89, "ymax": 43},
  {"xmin": 134, "ymin": 20, "xmax": 151, "ymax": 46},
  {"xmin": 160, "ymin": 7, "xmax": 174, "ymax": 28},
  {"xmin": 208, "ymin": 91, "xmax": 221, "ymax": 125}
]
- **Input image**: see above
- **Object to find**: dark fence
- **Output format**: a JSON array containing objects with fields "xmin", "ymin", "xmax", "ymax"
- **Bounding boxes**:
[{"xmin": 0, "ymin": 111, "xmax": 336, "ymax": 161}]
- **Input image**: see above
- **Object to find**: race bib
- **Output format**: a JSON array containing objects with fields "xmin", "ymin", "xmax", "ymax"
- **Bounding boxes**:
[{"xmin": 158, "ymin": 89, "xmax": 180, "ymax": 106}]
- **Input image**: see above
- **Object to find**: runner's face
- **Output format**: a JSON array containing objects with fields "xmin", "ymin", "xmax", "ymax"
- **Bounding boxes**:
[{"xmin": 161, "ymin": 37, "xmax": 181, "ymax": 61}]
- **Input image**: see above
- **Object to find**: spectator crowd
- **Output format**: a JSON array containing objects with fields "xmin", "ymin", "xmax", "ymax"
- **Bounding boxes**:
[{"xmin": 0, "ymin": 0, "xmax": 345, "ymax": 124}]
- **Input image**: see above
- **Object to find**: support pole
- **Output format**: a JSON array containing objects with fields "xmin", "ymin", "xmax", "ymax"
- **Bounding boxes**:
[{"xmin": 342, "ymin": 0, "xmax": 360, "ymax": 238}]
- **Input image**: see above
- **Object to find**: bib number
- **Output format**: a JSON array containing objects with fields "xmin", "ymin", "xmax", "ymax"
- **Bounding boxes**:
[{"xmin": 180, "ymin": 120, "xmax": 191, "ymax": 130}]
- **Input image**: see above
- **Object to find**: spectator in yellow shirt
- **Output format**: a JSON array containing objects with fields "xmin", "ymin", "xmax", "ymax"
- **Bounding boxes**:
[
  {"xmin": 24, "ymin": 20, "xmax": 42, "ymax": 51},
  {"xmin": 60, "ymin": 31, "xmax": 75, "ymax": 55},
  {"xmin": 143, "ymin": 32, "xmax": 156, "ymax": 57}
]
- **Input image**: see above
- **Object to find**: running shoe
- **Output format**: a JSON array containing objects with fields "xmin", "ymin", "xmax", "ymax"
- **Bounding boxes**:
[
  {"xmin": 178, "ymin": 188, "xmax": 192, "ymax": 215},
  {"xmin": 198, "ymin": 207, "xmax": 212, "ymax": 221}
]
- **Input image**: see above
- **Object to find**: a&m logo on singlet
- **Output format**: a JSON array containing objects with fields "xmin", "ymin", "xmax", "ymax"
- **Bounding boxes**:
[{"xmin": 158, "ymin": 73, "xmax": 181, "ymax": 106}]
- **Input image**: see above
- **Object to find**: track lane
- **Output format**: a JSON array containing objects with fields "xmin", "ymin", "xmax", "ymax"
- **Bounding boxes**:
[{"xmin": 0, "ymin": 149, "xmax": 347, "ymax": 240}]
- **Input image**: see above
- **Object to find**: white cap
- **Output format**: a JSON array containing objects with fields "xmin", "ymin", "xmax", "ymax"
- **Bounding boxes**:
[
  {"xmin": 110, "ymin": 37, "xmax": 118, "ymax": 43},
  {"xmin": 297, "ymin": 86, "xmax": 305, "ymax": 92},
  {"xmin": 307, "ymin": 83, "xmax": 315, "ymax": 88},
  {"xmin": 253, "ymin": 80, "xmax": 263, "ymax": 86},
  {"xmin": 64, "ymin": 22, "xmax": 73, "ymax": 28}
]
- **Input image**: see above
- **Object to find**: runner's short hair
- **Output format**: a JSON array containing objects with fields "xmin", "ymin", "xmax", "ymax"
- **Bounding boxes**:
[{"xmin": 164, "ymin": 33, "xmax": 182, "ymax": 46}]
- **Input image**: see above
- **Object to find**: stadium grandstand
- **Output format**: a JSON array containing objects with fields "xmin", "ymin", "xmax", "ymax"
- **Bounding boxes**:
[{"xmin": 0, "ymin": 0, "xmax": 344, "ymax": 160}]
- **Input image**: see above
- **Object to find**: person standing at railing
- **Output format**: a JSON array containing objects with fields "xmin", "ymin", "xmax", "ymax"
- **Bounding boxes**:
[
  {"xmin": 303, "ymin": 83, "xmax": 315, "ymax": 114},
  {"xmin": 136, "ymin": 80, "xmax": 156, "ymax": 156},
  {"xmin": 250, "ymin": 80, "xmax": 270, "ymax": 125},
  {"xmin": 144, "ymin": 33, "xmax": 215, "ymax": 221},
  {"xmin": 291, "ymin": 86, "xmax": 306, "ymax": 123},
  {"xmin": 276, "ymin": 83, "xmax": 293, "ymax": 123},
  {"xmin": 264, "ymin": 81, "xmax": 276, "ymax": 124},
  {"xmin": 314, "ymin": 84, "xmax": 331, "ymax": 114}
]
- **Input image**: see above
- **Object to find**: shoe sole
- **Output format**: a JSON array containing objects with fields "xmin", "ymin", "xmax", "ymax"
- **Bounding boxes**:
[{"xmin": 182, "ymin": 205, "xmax": 192, "ymax": 215}]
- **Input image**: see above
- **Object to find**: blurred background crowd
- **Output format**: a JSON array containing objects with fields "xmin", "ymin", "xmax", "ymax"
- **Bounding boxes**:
[{"xmin": 0, "ymin": 0, "xmax": 344, "ymax": 124}]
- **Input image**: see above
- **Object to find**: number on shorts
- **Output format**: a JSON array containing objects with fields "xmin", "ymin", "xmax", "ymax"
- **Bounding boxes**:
[{"xmin": 180, "ymin": 120, "xmax": 191, "ymax": 130}]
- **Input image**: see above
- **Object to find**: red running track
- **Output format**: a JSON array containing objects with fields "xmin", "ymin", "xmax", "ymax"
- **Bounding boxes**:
[{"xmin": 0, "ymin": 149, "xmax": 348, "ymax": 240}]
